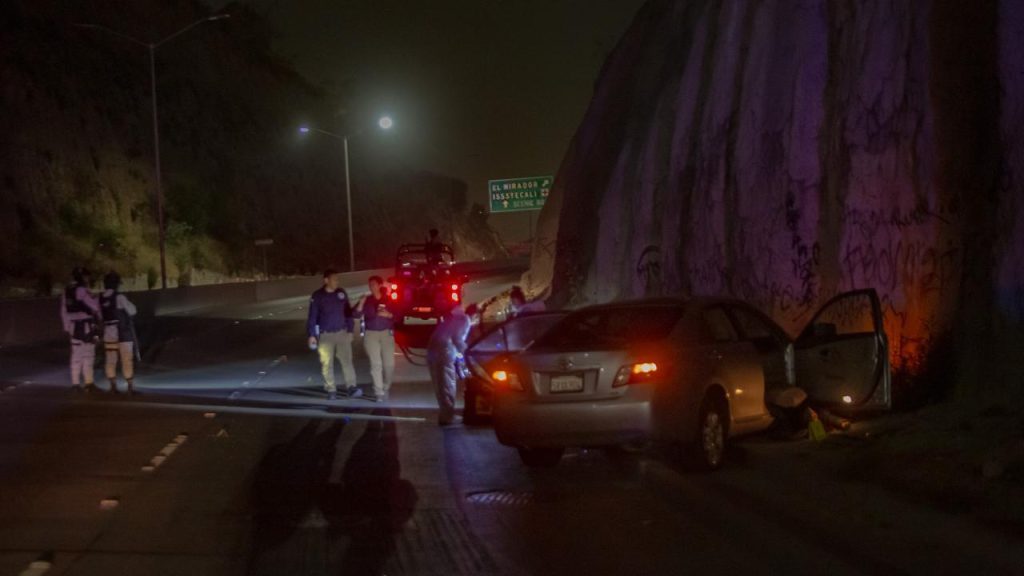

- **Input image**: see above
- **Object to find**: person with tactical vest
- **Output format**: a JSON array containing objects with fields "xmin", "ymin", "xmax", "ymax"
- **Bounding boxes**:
[
  {"xmin": 59, "ymin": 267, "xmax": 101, "ymax": 392},
  {"xmin": 100, "ymin": 271, "xmax": 139, "ymax": 394}
]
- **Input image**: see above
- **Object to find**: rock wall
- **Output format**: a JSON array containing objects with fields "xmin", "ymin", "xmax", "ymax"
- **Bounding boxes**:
[{"xmin": 528, "ymin": 0, "xmax": 1024, "ymax": 397}]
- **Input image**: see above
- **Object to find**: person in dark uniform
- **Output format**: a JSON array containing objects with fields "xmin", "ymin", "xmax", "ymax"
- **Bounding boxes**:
[
  {"xmin": 355, "ymin": 276, "xmax": 396, "ymax": 402},
  {"xmin": 425, "ymin": 228, "xmax": 443, "ymax": 267},
  {"xmin": 307, "ymin": 268, "xmax": 359, "ymax": 400},
  {"xmin": 100, "ymin": 271, "xmax": 139, "ymax": 394}
]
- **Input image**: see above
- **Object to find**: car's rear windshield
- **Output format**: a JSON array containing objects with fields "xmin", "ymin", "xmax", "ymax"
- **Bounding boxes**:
[
  {"xmin": 532, "ymin": 305, "xmax": 684, "ymax": 349},
  {"xmin": 470, "ymin": 313, "xmax": 567, "ymax": 353}
]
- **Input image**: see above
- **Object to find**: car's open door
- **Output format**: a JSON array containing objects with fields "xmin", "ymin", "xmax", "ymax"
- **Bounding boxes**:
[{"xmin": 794, "ymin": 289, "xmax": 891, "ymax": 411}]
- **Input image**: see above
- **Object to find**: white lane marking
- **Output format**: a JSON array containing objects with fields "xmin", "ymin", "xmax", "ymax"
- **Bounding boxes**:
[
  {"xmin": 18, "ymin": 559, "xmax": 52, "ymax": 576},
  {"xmin": 108, "ymin": 400, "xmax": 428, "ymax": 422}
]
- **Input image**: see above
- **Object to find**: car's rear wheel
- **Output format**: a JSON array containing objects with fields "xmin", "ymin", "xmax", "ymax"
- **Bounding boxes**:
[
  {"xmin": 517, "ymin": 447, "xmax": 564, "ymax": 468},
  {"xmin": 685, "ymin": 393, "xmax": 728, "ymax": 472}
]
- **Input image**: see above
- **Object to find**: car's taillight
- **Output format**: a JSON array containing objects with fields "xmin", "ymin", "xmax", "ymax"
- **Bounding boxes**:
[
  {"xmin": 613, "ymin": 362, "xmax": 659, "ymax": 387},
  {"xmin": 451, "ymin": 283, "xmax": 459, "ymax": 291},
  {"xmin": 390, "ymin": 283, "xmax": 400, "ymax": 300},
  {"xmin": 491, "ymin": 369, "xmax": 523, "ymax": 391},
  {"xmin": 451, "ymin": 291, "xmax": 460, "ymax": 302}
]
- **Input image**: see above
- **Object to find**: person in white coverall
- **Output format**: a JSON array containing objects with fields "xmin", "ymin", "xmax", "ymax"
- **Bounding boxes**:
[{"xmin": 427, "ymin": 304, "xmax": 472, "ymax": 425}]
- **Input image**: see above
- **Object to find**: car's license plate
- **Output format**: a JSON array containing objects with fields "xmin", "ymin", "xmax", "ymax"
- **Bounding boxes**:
[{"xmin": 550, "ymin": 374, "xmax": 584, "ymax": 393}]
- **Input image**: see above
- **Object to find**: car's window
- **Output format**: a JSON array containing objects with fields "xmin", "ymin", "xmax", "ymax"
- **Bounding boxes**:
[
  {"xmin": 810, "ymin": 292, "xmax": 876, "ymax": 336},
  {"xmin": 533, "ymin": 306, "xmax": 684, "ymax": 349},
  {"xmin": 701, "ymin": 307, "xmax": 738, "ymax": 343},
  {"xmin": 504, "ymin": 314, "xmax": 566, "ymax": 350},
  {"xmin": 730, "ymin": 306, "xmax": 774, "ymax": 341},
  {"xmin": 469, "ymin": 327, "xmax": 507, "ymax": 353}
]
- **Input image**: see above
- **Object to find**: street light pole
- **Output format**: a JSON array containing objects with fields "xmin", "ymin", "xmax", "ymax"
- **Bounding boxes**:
[
  {"xmin": 74, "ymin": 15, "xmax": 229, "ymax": 289},
  {"xmin": 299, "ymin": 117, "xmax": 392, "ymax": 273},
  {"xmin": 343, "ymin": 135, "xmax": 355, "ymax": 272},
  {"xmin": 148, "ymin": 45, "xmax": 166, "ymax": 288}
]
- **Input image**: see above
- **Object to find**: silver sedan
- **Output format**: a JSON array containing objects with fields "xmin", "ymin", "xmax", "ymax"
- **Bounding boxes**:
[{"xmin": 491, "ymin": 291, "xmax": 890, "ymax": 469}]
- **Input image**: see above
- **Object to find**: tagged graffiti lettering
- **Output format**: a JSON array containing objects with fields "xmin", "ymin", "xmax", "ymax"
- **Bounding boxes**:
[{"xmin": 635, "ymin": 245, "xmax": 662, "ymax": 296}]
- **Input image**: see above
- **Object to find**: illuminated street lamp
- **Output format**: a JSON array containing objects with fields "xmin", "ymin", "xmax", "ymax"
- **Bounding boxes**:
[
  {"xmin": 298, "ymin": 117, "xmax": 394, "ymax": 272},
  {"xmin": 75, "ymin": 14, "xmax": 230, "ymax": 289}
]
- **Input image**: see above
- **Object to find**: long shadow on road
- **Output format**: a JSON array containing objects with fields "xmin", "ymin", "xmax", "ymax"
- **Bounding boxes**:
[{"xmin": 247, "ymin": 411, "xmax": 417, "ymax": 575}]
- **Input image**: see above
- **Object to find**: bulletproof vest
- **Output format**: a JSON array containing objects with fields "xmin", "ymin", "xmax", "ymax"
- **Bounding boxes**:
[
  {"xmin": 65, "ymin": 284, "xmax": 98, "ymax": 342},
  {"xmin": 100, "ymin": 292, "xmax": 118, "ymax": 323},
  {"xmin": 100, "ymin": 292, "xmax": 134, "ymax": 342}
]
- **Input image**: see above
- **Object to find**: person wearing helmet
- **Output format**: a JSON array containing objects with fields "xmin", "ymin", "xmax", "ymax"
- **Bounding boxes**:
[
  {"xmin": 100, "ymin": 271, "xmax": 139, "ymax": 394},
  {"xmin": 59, "ymin": 267, "xmax": 101, "ymax": 392}
]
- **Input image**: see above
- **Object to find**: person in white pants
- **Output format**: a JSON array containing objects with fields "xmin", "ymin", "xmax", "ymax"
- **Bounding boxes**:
[
  {"xmin": 60, "ymin": 267, "xmax": 100, "ymax": 392},
  {"xmin": 100, "ymin": 271, "xmax": 139, "ymax": 394},
  {"xmin": 356, "ymin": 276, "xmax": 396, "ymax": 401}
]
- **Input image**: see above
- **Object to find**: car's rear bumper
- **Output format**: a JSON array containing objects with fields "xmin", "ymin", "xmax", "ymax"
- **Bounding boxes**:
[{"xmin": 492, "ymin": 393, "xmax": 652, "ymax": 448}]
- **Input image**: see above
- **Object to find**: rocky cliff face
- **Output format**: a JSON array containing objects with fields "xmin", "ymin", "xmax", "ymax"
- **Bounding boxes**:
[{"xmin": 528, "ymin": 0, "xmax": 1024, "ymax": 398}]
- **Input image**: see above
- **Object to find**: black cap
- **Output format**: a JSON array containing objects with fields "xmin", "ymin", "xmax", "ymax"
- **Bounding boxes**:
[
  {"xmin": 72, "ymin": 267, "xmax": 91, "ymax": 284},
  {"xmin": 104, "ymin": 271, "xmax": 121, "ymax": 289},
  {"xmin": 323, "ymin": 268, "xmax": 340, "ymax": 279}
]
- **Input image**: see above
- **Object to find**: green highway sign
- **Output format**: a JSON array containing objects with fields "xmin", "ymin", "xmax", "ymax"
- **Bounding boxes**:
[{"xmin": 488, "ymin": 176, "xmax": 552, "ymax": 213}]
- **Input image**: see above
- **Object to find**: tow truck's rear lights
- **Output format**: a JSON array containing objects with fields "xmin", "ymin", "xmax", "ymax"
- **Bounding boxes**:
[
  {"xmin": 389, "ymin": 283, "xmax": 400, "ymax": 300},
  {"xmin": 451, "ymin": 284, "xmax": 459, "ymax": 291},
  {"xmin": 451, "ymin": 291, "xmax": 460, "ymax": 302},
  {"xmin": 613, "ymin": 361, "xmax": 658, "ymax": 387},
  {"xmin": 491, "ymin": 369, "xmax": 523, "ymax": 391}
]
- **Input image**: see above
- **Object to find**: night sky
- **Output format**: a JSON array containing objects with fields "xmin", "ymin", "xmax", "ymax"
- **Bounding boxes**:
[{"xmin": 234, "ymin": 0, "xmax": 646, "ymax": 241}]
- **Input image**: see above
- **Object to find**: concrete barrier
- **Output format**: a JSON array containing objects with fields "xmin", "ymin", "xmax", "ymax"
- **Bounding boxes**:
[
  {"xmin": 0, "ymin": 269, "xmax": 386, "ymax": 348},
  {"xmin": 0, "ymin": 261, "xmax": 525, "ymax": 348}
]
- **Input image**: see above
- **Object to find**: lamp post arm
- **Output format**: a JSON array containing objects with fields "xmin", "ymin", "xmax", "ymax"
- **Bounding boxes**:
[
  {"xmin": 72, "ymin": 23, "xmax": 149, "ymax": 48},
  {"xmin": 154, "ymin": 15, "xmax": 226, "ymax": 49}
]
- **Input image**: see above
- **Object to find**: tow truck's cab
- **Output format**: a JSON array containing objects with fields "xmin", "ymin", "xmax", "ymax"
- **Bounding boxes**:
[{"xmin": 388, "ymin": 243, "xmax": 466, "ymax": 325}]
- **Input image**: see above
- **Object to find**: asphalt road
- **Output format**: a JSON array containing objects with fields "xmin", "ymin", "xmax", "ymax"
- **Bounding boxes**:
[{"xmin": 1, "ymin": 274, "xmax": 1022, "ymax": 575}]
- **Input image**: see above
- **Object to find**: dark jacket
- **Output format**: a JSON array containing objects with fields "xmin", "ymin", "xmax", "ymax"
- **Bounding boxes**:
[
  {"xmin": 357, "ymin": 294, "xmax": 395, "ymax": 331},
  {"xmin": 307, "ymin": 287, "xmax": 354, "ymax": 338}
]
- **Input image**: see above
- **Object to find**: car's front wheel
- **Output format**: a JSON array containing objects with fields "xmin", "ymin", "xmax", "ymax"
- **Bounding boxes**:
[
  {"xmin": 517, "ymin": 447, "xmax": 564, "ymax": 468},
  {"xmin": 685, "ymin": 394, "xmax": 728, "ymax": 472}
]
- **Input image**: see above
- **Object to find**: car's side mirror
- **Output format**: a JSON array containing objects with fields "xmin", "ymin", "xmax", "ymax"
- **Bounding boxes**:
[{"xmin": 812, "ymin": 322, "xmax": 837, "ymax": 338}]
